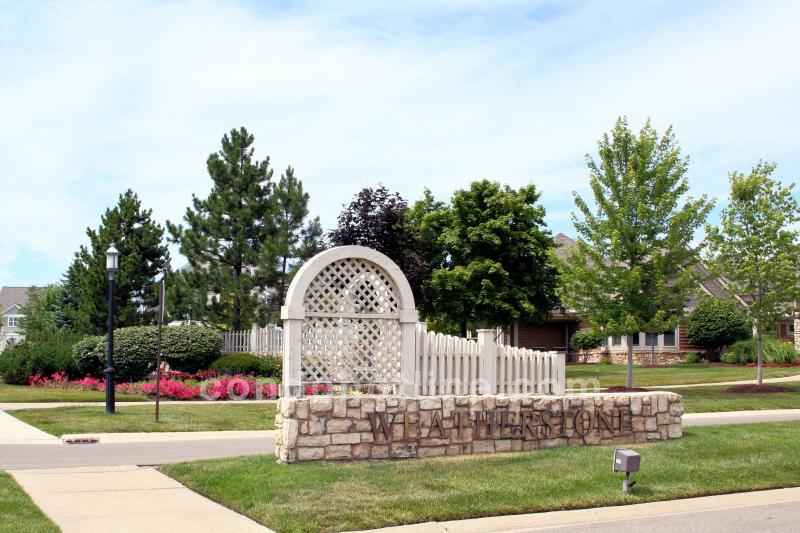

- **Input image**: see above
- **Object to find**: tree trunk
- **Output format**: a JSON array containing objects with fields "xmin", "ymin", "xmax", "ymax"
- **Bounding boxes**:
[
  {"xmin": 460, "ymin": 319, "xmax": 468, "ymax": 339},
  {"xmin": 650, "ymin": 333, "xmax": 655, "ymax": 366},
  {"xmin": 626, "ymin": 335, "xmax": 634, "ymax": 389},
  {"xmin": 757, "ymin": 327, "xmax": 764, "ymax": 386}
]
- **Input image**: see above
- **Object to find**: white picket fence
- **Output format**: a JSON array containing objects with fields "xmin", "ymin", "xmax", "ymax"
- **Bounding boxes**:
[
  {"xmin": 415, "ymin": 324, "xmax": 565, "ymax": 395},
  {"xmin": 221, "ymin": 324, "xmax": 283, "ymax": 356},
  {"xmin": 222, "ymin": 322, "xmax": 565, "ymax": 394}
]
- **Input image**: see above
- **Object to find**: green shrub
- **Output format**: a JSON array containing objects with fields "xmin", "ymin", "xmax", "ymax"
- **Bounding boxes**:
[
  {"xmin": 686, "ymin": 298, "xmax": 751, "ymax": 353},
  {"xmin": 600, "ymin": 355, "xmax": 613, "ymax": 365},
  {"xmin": 93, "ymin": 326, "xmax": 157, "ymax": 381},
  {"xmin": 721, "ymin": 336, "xmax": 798, "ymax": 364},
  {"xmin": 71, "ymin": 325, "xmax": 222, "ymax": 380},
  {"xmin": 73, "ymin": 335, "xmax": 105, "ymax": 376},
  {"xmin": 258, "ymin": 355, "xmax": 282, "ymax": 378},
  {"xmin": 210, "ymin": 353, "xmax": 263, "ymax": 374},
  {"xmin": 162, "ymin": 325, "xmax": 222, "ymax": 373},
  {"xmin": 570, "ymin": 330, "xmax": 606, "ymax": 351},
  {"xmin": 683, "ymin": 352, "xmax": 700, "ymax": 365},
  {"xmin": 210, "ymin": 353, "xmax": 282, "ymax": 377},
  {"xmin": 0, "ymin": 331, "xmax": 81, "ymax": 384}
]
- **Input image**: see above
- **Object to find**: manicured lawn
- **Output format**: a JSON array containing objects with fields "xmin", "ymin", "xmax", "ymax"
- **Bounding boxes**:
[
  {"xmin": 162, "ymin": 421, "xmax": 800, "ymax": 533},
  {"xmin": 0, "ymin": 383, "xmax": 147, "ymax": 403},
  {"xmin": 566, "ymin": 364, "xmax": 800, "ymax": 387},
  {"xmin": 9, "ymin": 403, "xmax": 276, "ymax": 436},
  {"xmin": 678, "ymin": 382, "xmax": 800, "ymax": 413},
  {"xmin": 0, "ymin": 472, "xmax": 58, "ymax": 533}
]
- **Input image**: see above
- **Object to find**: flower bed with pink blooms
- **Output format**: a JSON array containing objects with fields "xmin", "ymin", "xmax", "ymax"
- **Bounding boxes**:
[{"xmin": 28, "ymin": 371, "xmax": 285, "ymax": 401}]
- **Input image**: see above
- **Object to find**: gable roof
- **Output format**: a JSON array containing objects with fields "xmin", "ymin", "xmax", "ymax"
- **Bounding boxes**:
[{"xmin": 0, "ymin": 287, "xmax": 31, "ymax": 314}]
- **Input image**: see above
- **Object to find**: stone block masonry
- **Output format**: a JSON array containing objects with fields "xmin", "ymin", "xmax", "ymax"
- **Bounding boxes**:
[{"xmin": 275, "ymin": 392, "xmax": 683, "ymax": 463}]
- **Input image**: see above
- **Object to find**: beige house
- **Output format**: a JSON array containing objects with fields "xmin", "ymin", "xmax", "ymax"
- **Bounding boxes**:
[{"xmin": 0, "ymin": 286, "xmax": 30, "ymax": 351}]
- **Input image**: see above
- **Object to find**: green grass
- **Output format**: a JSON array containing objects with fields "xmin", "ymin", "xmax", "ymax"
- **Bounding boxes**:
[
  {"xmin": 677, "ymin": 382, "xmax": 800, "ymax": 413},
  {"xmin": 566, "ymin": 363, "xmax": 800, "ymax": 387},
  {"xmin": 9, "ymin": 403, "xmax": 276, "ymax": 436},
  {"xmin": 161, "ymin": 421, "xmax": 800, "ymax": 533},
  {"xmin": 0, "ymin": 472, "xmax": 58, "ymax": 533},
  {"xmin": 0, "ymin": 382, "xmax": 148, "ymax": 403}
]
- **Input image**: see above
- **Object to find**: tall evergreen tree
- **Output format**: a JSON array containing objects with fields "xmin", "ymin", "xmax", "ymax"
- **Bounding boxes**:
[
  {"xmin": 268, "ymin": 166, "xmax": 324, "ymax": 311},
  {"xmin": 424, "ymin": 180, "xmax": 560, "ymax": 337},
  {"xmin": 167, "ymin": 127, "xmax": 276, "ymax": 331},
  {"xmin": 560, "ymin": 118, "xmax": 713, "ymax": 388},
  {"xmin": 64, "ymin": 190, "xmax": 170, "ymax": 334},
  {"xmin": 705, "ymin": 161, "xmax": 800, "ymax": 384}
]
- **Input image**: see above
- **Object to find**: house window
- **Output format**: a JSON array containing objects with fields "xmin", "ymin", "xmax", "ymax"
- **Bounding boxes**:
[
  {"xmin": 645, "ymin": 332, "xmax": 658, "ymax": 346},
  {"xmin": 5, "ymin": 316, "xmax": 19, "ymax": 327},
  {"xmin": 611, "ymin": 336, "xmax": 622, "ymax": 346},
  {"xmin": 631, "ymin": 333, "xmax": 640, "ymax": 346},
  {"xmin": 663, "ymin": 329, "xmax": 676, "ymax": 347}
]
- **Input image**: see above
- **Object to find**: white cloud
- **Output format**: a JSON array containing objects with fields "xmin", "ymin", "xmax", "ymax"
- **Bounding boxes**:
[{"xmin": 1, "ymin": 0, "xmax": 799, "ymax": 285}]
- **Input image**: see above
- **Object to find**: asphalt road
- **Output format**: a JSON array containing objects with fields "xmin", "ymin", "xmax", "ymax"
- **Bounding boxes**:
[
  {"xmin": 532, "ymin": 500, "xmax": 800, "ymax": 533},
  {"xmin": 0, "ymin": 437, "xmax": 275, "ymax": 469}
]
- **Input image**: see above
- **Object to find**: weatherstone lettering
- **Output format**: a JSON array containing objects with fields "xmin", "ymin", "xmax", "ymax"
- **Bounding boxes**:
[{"xmin": 275, "ymin": 392, "xmax": 683, "ymax": 463}]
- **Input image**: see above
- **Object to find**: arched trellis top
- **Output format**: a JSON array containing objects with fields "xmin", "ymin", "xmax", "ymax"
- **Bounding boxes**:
[
  {"xmin": 281, "ymin": 245, "xmax": 418, "ymax": 323},
  {"xmin": 280, "ymin": 245, "xmax": 419, "ymax": 397}
]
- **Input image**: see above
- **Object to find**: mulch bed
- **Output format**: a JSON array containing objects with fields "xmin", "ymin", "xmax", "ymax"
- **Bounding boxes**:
[
  {"xmin": 725, "ymin": 384, "xmax": 794, "ymax": 394},
  {"xmin": 603, "ymin": 386, "xmax": 651, "ymax": 392}
]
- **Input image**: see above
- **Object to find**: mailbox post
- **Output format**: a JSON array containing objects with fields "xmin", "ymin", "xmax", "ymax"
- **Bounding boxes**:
[{"xmin": 613, "ymin": 448, "xmax": 640, "ymax": 492}]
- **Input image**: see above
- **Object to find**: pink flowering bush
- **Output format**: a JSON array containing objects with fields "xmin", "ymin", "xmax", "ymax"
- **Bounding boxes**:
[
  {"xmin": 28, "ymin": 371, "xmax": 281, "ymax": 401},
  {"xmin": 304, "ymin": 383, "xmax": 330, "ymax": 396}
]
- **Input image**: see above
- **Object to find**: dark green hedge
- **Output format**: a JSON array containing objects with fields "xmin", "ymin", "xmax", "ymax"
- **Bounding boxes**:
[
  {"xmin": 686, "ymin": 298, "xmax": 751, "ymax": 354},
  {"xmin": 210, "ymin": 353, "xmax": 282, "ymax": 378},
  {"xmin": 72, "ymin": 325, "xmax": 222, "ymax": 381},
  {"xmin": 0, "ymin": 331, "xmax": 80, "ymax": 384}
]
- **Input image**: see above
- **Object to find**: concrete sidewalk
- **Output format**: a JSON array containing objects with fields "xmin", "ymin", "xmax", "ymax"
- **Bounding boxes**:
[
  {"xmin": 349, "ymin": 487, "xmax": 800, "ymax": 533},
  {"xmin": 9, "ymin": 465, "xmax": 273, "ymax": 533},
  {"xmin": 0, "ymin": 410, "xmax": 61, "ymax": 445},
  {"xmin": 567, "ymin": 372, "xmax": 800, "ymax": 392},
  {"xmin": 683, "ymin": 408, "xmax": 800, "ymax": 426},
  {"xmin": 0, "ymin": 399, "xmax": 278, "ymax": 410},
  {"xmin": 650, "ymin": 373, "xmax": 800, "ymax": 389},
  {"xmin": 61, "ymin": 429, "xmax": 277, "ymax": 444}
]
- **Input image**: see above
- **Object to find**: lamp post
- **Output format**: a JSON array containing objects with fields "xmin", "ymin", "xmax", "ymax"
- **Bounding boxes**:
[{"xmin": 105, "ymin": 245, "xmax": 119, "ymax": 414}]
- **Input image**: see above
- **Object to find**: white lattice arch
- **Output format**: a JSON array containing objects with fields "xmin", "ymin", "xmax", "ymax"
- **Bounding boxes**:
[{"xmin": 281, "ymin": 246, "xmax": 418, "ymax": 397}]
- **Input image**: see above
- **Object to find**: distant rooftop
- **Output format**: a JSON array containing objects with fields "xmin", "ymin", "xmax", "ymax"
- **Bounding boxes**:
[{"xmin": 0, "ymin": 286, "xmax": 31, "ymax": 314}]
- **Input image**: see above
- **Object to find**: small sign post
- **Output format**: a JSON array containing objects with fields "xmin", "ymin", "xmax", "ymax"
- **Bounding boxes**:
[{"xmin": 155, "ymin": 280, "xmax": 165, "ymax": 422}]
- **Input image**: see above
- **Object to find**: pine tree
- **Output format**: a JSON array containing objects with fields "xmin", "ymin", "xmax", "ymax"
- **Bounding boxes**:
[
  {"xmin": 268, "ymin": 166, "xmax": 324, "ymax": 312},
  {"xmin": 63, "ymin": 190, "xmax": 170, "ymax": 334},
  {"xmin": 167, "ymin": 127, "xmax": 276, "ymax": 331},
  {"xmin": 560, "ymin": 118, "xmax": 713, "ymax": 388}
]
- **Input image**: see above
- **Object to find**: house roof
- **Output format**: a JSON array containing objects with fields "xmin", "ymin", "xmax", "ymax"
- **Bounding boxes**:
[
  {"xmin": 0, "ymin": 286, "xmax": 31, "ymax": 314},
  {"xmin": 550, "ymin": 235, "xmax": 741, "ymax": 313},
  {"xmin": 552, "ymin": 233, "xmax": 577, "ymax": 261}
]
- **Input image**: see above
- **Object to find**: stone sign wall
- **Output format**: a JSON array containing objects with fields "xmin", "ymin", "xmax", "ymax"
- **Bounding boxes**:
[{"xmin": 275, "ymin": 392, "xmax": 683, "ymax": 463}]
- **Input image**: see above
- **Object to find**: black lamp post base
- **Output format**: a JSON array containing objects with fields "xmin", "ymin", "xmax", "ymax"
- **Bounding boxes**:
[{"xmin": 105, "ymin": 369, "xmax": 116, "ymax": 414}]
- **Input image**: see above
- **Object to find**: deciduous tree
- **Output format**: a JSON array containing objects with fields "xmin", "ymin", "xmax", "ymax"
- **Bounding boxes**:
[
  {"xmin": 425, "ymin": 180, "xmax": 560, "ymax": 337},
  {"xmin": 560, "ymin": 118, "xmax": 713, "ymax": 388},
  {"xmin": 705, "ymin": 161, "xmax": 800, "ymax": 384}
]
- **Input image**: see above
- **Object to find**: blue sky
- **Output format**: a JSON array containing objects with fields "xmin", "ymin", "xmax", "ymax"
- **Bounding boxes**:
[{"xmin": 1, "ymin": 0, "xmax": 798, "ymax": 287}]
